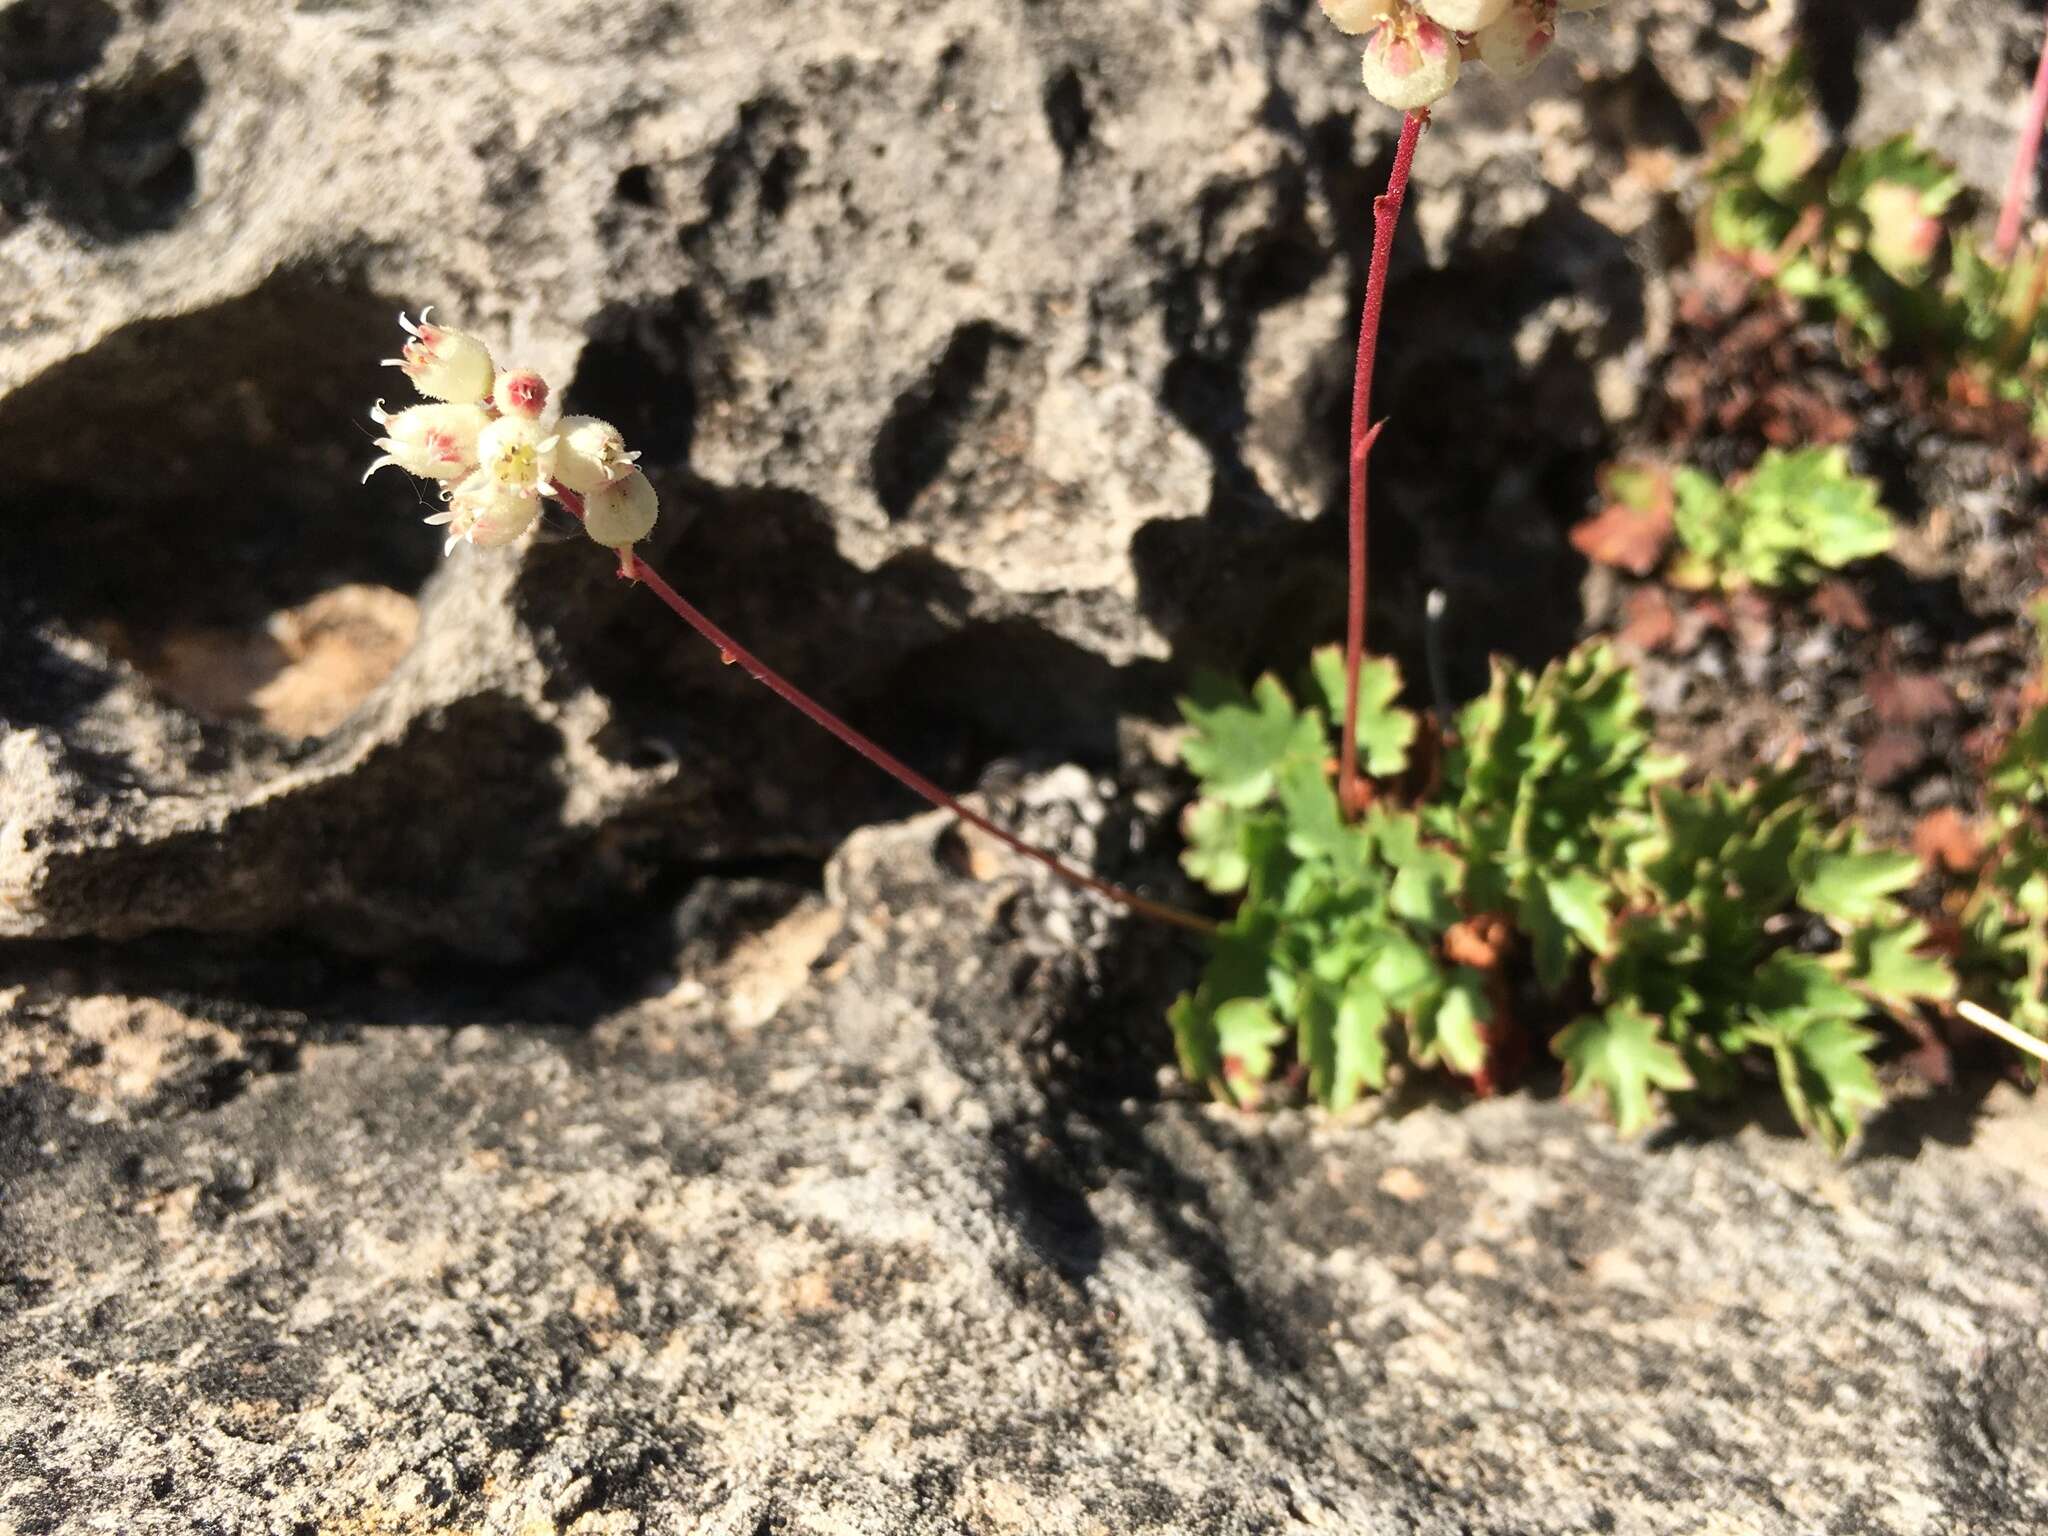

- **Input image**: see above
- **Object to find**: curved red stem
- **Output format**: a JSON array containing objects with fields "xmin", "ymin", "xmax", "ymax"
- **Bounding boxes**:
[
  {"xmin": 1338, "ymin": 109, "xmax": 1426, "ymax": 818},
  {"xmin": 552, "ymin": 489, "xmax": 1217, "ymax": 937}
]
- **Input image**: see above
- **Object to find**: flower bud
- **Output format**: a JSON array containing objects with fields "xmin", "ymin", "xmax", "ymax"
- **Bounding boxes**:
[
  {"xmin": 362, "ymin": 400, "xmax": 491, "ymax": 483},
  {"xmin": 1418, "ymin": 0, "xmax": 1509, "ymax": 31},
  {"xmin": 477, "ymin": 415, "xmax": 560, "ymax": 497},
  {"xmin": 429, "ymin": 471, "xmax": 542, "ymax": 554},
  {"xmin": 1361, "ymin": 8, "xmax": 1460, "ymax": 112},
  {"xmin": 492, "ymin": 369, "xmax": 552, "ymax": 420},
  {"xmin": 384, "ymin": 309, "xmax": 495, "ymax": 404},
  {"xmin": 1473, "ymin": 0, "xmax": 1556, "ymax": 80},
  {"xmin": 550, "ymin": 415, "xmax": 642, "ymax": 494},
  {"xmin": 582, "ymin": 471, "xmax": 659, "ymax": 549},
  {"xmin": 1320, "ymin": 0, "xmax": 1398, "ymax": 34}
]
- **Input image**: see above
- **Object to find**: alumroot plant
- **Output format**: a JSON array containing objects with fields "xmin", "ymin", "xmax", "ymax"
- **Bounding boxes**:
[{"xmin": 361, "ymin": 312, "xmax": 1216, "ymax": 936}]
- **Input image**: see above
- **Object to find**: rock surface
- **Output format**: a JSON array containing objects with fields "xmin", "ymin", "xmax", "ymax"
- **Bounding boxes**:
[
  {"xmin": 3, "ymin": 778, "xmax": 2046, "ymax": 1534},
  {"xmin": 13, "ymin": 0, "xmax": 2021, "ymax": 957},
  {"xmin": 6, "ymin": 2, "xmax": 2048, "ymax": 1531}
]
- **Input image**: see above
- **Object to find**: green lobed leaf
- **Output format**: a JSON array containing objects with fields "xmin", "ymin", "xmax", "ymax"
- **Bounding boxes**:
[
  {"xmin": 1310, "ymin": 647, "xmax": 1418, "ymax": 779},
  {"xmin": 1769, "ymin": 1014, "xmax": 1885, "ymax": 1151},
  {"xmin": 1412, "ymin": 969, "xmax": 1491, "ymax": 1077},
  {"xmin": 1214, "ymin": 997, "xmax": 1288, "ymax": 1105},
  {"xmin": 1375, "ymin": 809, "xmax": 1463, "ymax": 930},
  {"xmin": 1169, "ymin": 910, "xmax": 1281, "ymax": 1092},
  {"xmin": 1797, "ymin": 844, "xmax": 1919, "ymax": 926},
  {"xmin": 1554, "ymin": 1004, "xmax": 1696, "ymax": 1137},
  {"xmin": 1180, "ymin": 798, "xmax": 1252, "ymax": 894},
  {"xmin": 1179, "ymin": 674, "xmax": 1326, "ymax": 808},
  {"xmin": 1331, "ymin": 981, "xmax": 1392, "ymax": 1109},
  {"xmin": 1841, "ymin": 919, "xmax": 1957, "ymax": 1013}
]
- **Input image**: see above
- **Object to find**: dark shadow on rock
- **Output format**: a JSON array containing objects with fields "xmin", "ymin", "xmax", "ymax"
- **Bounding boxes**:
[
  {"xmin": 0, "ymin": 271, "xmax": 439, "ymax": 637},
  {"xmin": 521, "ymin": 475, "xmax": 1173, "ymax": 859},
  {"xmin": 993, "ymin": 1124, "xmax": 1107, "ymax": 1283},
  {"xmin": 1853, "ymin": 1071, "xmax": 2007, "ymax": 1161},
  {"xmin": 1369, "ymin": 198, "xmax": 1637, "ymax": 701},
  {"xmin": 0, "ymin": 42, "xmax": 203, "ymax": 238},
  {"xmin": 1796, "ymin": 0, "xmax": 1923, "ymax": 129},
  {"xmin": 0, "ymin": 0, "xmax": 120, "ymax": 86},
  {"xmin": 871, "ymin": 321, "xmax": 1033, "ymax": 522},
  {"xmin": 570, "ymin": 293, "xmax": 706, "ymax": 472},
  {"xmin": 1137, "ymin": 117, "xmax": 1638, "ymax": 704},
  {"xmin": 1155, "ymin": 127, "xmax": 1326, "ymax": 530},
  {"xmin": 1582, "ymin": 56, "xmax": 1706, "ymax": 159}
]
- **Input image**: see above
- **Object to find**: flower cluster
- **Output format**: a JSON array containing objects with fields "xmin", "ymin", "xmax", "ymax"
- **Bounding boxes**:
[
  {"xmin": 364, "ymin": 309, "xmax": 657, "ymax": 566},
  {"xmin": 1319, "ymin": 0, "xmax": 1606, "ymax": 112}
]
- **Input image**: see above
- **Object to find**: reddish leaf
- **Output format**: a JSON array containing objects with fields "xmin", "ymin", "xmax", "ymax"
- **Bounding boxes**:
[
  {"xmin": 1867, "ymin": 670, "xmax": 1957, "ymax": 727},
  {"xmin": 1861, "ymin": 731, "xmax": 1925, "ymax": 787},
  {"xmin": 1570, "ymin": 464, "xmax": 1674, "ymax": 576},
  {"xmin": 1898, "ymin": 1012, "xmax": 1955, "ymax": 1087},
  {"xmin": 1911, "ymin": 808, "xmax": 1983, "ymax": 874},
  {"xmin": 1617, "ymin": 587, "xmax": 1678, "ymax": 652},
  {"xmin": 1443, "ymin": 914, "xmax": 1512, "ymax": 972},
  {"xmin": 1809, "ymin": 580, "xmax": 1872, "ymax": 631}
]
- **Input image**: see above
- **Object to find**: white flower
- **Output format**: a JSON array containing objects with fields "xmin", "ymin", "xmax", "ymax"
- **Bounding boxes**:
[
  {"xmin": 1320, "ymin": 0, "xmax": 1399, "ymax": 34},
  {"xmin": 492, "ymin": 368, "xmax": 552, "ymax": 421},
  {"xmin": 1361, "ymin": 6, "xmax": 1460, "ymax": 112},
  {"xmin": 383, "ymin": 308, "xmax": 495, "ymax": 404},
  {"xmin": 1416, "ymin": 0, "xmax": 1509, "ymax": 31},
  {"xmin": 1474, "ymin": 0, "xmax": 1557, "ymax": 79},
  {"xmin": 551, "ymin": 415, "xmax": 641, "ymax": 494},
  {"xmin": 361, "ymin": 400, "xmax": 492, "ymax": 483},
  {"xmin": 581, "ymin": 471, "xmax": 659, "ymax": 549},
  {"xmin": 427, "ymin": 471, "xmax": 542, "ymax": 554},
  {"xmin": 477, "ymin": 415, "xmax": 561, "ymax": 497}
]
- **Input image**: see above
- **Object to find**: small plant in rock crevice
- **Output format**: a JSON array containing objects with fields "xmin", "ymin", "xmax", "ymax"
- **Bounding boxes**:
[
  {"xmin": 1705, "ymin": 51, "xmax": 2048, "ymax": 437},
  {"xmin": 350, "ymin": 11, "xmax": 2044, "ymax": 1146},
  {"xmin": 1171, "ymin": 643, "xmax": 1958, "ymax": 1146},
  {"xmin": 1571, "ymin": 446, "xmax": 1897, "ymax": 595}
]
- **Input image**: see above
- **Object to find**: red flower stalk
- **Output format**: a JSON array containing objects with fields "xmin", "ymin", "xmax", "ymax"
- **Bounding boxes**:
[
  {"xmin": 1337, "ymin": 109, "xmax": 1427, "ymax": 817},
  {"xmin": 553, "ymin": 489, "xmax": 1218, "ymax": 937},
  {"xmin": 1996, "ymin": 4, "xmax": 2048, "ymax": 262}
]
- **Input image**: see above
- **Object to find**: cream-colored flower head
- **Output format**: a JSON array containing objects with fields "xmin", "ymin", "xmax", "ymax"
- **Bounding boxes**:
[
  {"xmin": 384, "ymin": 309, "xmax": 495, "ymax": 404},
  {"xmin": 477, "ymin": 415, "xmax": 561, "ymax": 498},
  {"xmin": 551, "ymin": 415, "xmax": 642, "ymax": 494},
  {"xmin": 362, "ymin": 400, "xmax": 491, "ymax": 483},
  {"xmin": 428, "ymin": 471, "xmax": 543, "ymax": 554},
  {"xmin": 582, "ymin": 471, "xmax": 660, "ymax": 549},
  {"xmin": 1474, "ymin": 0, "xmax": 1558, "ymax": 80},
  {"xmin": 492, "ymin": 368, "xmax": 552, "ymax": 421},
  {"xmin": 1360, "ymin": 5, "xmax": 1460, "ymax": 112}
]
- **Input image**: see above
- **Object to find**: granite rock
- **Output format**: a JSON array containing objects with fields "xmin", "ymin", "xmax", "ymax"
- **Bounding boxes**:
[{"xmin": 2, "ymin": 775, "xmax": 2044, "ymax": 1533}]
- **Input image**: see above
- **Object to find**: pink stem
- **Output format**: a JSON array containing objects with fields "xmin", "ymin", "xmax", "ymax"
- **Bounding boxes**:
[
  {"xmin": 1338, "ymin": 109, "xmax": 1426, "ymax": 818},
  {"xmin": 552, "ymin": 489, "xmax": 1217, "ymax": 937},
  {"xmin": 1996, "ymin": 8, "xmax": 2048, "ymax": 262}
]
